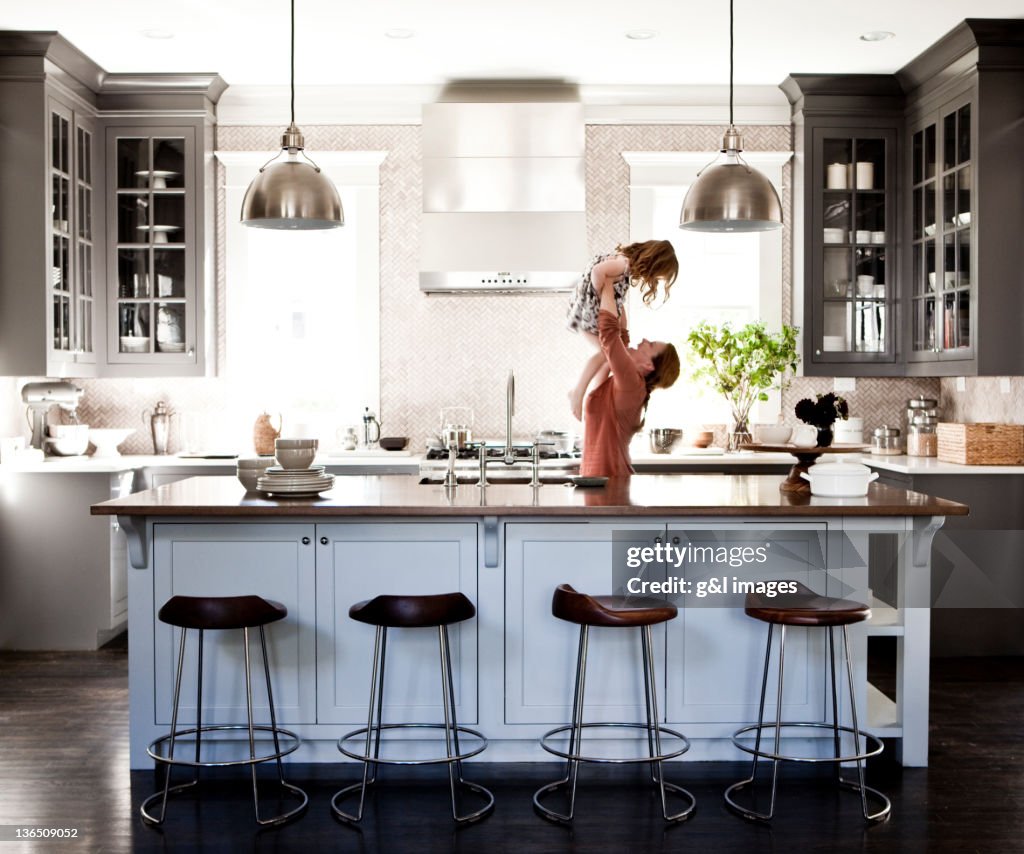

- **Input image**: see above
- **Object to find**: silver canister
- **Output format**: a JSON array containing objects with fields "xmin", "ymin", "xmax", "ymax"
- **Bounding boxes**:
[
  {"xmin": 871, "ymin": 425, "xmax": 902, "ymax": 455},
  {"xmin": 143, "ymin": 400, "xmax": 174, "ymax": 455},
  {"xmin": 905, "ymin": 396, "xmax": 939, "ymax": 435}
]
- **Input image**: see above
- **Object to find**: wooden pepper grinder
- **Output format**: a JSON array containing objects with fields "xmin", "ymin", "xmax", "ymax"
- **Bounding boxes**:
[{"xmin": 253, "ymin": 412, "xmax": 282, "ymax": 456}]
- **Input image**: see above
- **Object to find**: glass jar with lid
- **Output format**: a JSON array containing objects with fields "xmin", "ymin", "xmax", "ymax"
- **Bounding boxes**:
[
  {"xmin": 905, "ymin": 396, "xmax": 939, "ymax": 436},
  {"xmin": 871, "ymin": 425, "xmax": 902, "ymax": 455},
  {"xmin": 907, "ymin": 416, "xmax": 938, "ymax": 457}
]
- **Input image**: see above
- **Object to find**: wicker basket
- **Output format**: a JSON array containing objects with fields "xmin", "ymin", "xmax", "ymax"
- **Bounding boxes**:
[{"xmin": 936, "ymin": 422, "xmax": 1024, "ymax": 465}]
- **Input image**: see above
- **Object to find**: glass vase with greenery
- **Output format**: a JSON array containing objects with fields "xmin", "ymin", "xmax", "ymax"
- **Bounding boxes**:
[{"xmin": 687, "ymin": 321, "xmax": 800, "ymax": 449}]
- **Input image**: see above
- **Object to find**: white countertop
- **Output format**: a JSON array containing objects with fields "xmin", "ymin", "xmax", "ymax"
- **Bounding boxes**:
[
  {"xmin": 0, "ymin": 450, "xmax": 422, "ymax": 474},
  {"xmin": 5, "ymin": 449, "xmax": 1023, "ymax": 476},
  {"xmin": 862, "ymin": 454, "xmax": 1024, "ymax": 475}
]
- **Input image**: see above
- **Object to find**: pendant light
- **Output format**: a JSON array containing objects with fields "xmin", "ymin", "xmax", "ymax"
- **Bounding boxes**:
[
  {"xmin": 679, "ymin": 0, "xmax": 782, "ymax": 232},
  {"xmin": 241, "ymin": 0, "xmax": 343, "ymax": 229}
]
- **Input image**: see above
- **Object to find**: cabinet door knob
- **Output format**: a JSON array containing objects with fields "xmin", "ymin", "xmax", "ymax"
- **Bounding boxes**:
[
  {"xmin": 672, "ymin": 536, "xmax": 681, "ymax": 545},
  {"xmin": 654, "ymin": 536, "xmax": 662, "ymax": 544},
  {"xmin": 320, "ymin": 536, "xmax": 329, "ymax": 546},
  {"xmin": 301, "ymin": 536, "xmax": 310, "ymax": 545}
]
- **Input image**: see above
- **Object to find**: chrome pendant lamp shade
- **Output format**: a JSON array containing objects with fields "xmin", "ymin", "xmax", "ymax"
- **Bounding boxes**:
[
  {"xmin": 241, "ymin": 1, "xmax": 343, "ymax": 230},
  {"xmin": 679, "ymin": 1, "xmax": 781, "ymax": 233}
]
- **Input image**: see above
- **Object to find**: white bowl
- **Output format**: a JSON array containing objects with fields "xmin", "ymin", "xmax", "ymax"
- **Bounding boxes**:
[
  {"xmin": 237, "ymin": 456, "xmax": 276, "ymax": 469},
  {"xmin": 237, "ymin": 468, "xmax": 263, "ymax": 491},
  {"xmin": 823, "ymin": 228, "xmax": 845, "ymax": 244},
  {"xmin": 275, "ymin": 438, "xmax": 318, "ymax": 449},
  {"xmin": 276, "ymin": 447, "xmax": 317, "ymax": 470},
  {"xmin": 88, "ymin": 428, "xmax": 135, "ymax": 458},
  {"xmin": 119, "ymin": 335, "xmax": 150, "ymax": 354},
  {"xmin": 755, "ymin": 425, "xmax": 793, "ymax": 444},
  {"xmin": 800, "ymin": 460, "xmax": 879, "ymax": 497},
  {"xmin": 923, "ymin": 223, "xmax": 936, "ymax": 236}
]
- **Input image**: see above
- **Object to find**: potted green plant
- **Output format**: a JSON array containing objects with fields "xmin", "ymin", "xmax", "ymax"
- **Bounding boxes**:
[
  {"xmin": 687, "ymin": 321, "xmax": 800, "ymax": 449},
  {"xmin": 795, "ymin": 392, "xmax": 849, "ymax": 448}
]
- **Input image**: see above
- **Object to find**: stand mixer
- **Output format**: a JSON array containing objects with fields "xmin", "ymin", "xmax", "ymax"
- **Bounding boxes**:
[{"xmin": 21, "ymin": 381, "xmax": 85, "ymax": 449}]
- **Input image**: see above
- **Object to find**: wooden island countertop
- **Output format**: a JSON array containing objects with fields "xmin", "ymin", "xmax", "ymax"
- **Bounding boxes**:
[{"xmin": 91, "ymin": 473, "xmax": 969, "ymax": 519}]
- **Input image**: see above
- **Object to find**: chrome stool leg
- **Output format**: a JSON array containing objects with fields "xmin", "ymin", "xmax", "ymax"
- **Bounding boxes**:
[
  {"xmin": 332, "ymin": 625, "xmax": 385, "ymax": 823},
  {"xmin": 838, "ymin": 626, "xmax": 892, "ymax": 822},
  {"xmin": 642, "ymin": 625, "xmax": 696, "ymax": 822}
]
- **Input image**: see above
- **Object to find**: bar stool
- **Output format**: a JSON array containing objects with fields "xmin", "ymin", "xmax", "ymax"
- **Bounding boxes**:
[
  {"xmin": 331, "ymin": 592, "xmax": 494, "ymax": 824},
  {"xmin": 533, "ymin": 584, "xmax": 696, "ymax": 824},
  {"xmin": 140, "ymin": 595, "xmax": 308, "ymax": 827},
  {"xmin": 724, "ymin": 583, "xmax": 891, "ymax": 823}
]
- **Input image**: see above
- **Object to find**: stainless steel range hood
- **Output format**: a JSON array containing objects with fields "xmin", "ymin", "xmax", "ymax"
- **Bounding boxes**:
[{"xmin": 420, "ymin": 82, "xmax": 587, "ymax": 294}]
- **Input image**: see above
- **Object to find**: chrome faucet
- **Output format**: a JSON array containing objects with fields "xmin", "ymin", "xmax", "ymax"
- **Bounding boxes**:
[{"xmin": 504, "ymin": 369, "xmax": 516, "ymax": 465}]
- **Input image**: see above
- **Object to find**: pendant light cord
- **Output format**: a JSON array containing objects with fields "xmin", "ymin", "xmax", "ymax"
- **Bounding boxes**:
[
  {"xmin": 290, "ymin": 0, "xmax": 299, "ymax": 125},
  {"xmin": 729, "ymin": 0, "xmax": 737, "ymax": 126}
]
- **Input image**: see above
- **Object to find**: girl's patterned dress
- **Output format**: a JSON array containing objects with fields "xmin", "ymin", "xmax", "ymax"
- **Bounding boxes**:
[{"xmin": 565, "ymin": 253, "xmax": 631, "ymax": 334}]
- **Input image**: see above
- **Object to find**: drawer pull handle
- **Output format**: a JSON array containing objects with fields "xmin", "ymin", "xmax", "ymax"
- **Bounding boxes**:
[
  {"xmin": 320, "ymin": 536, "xmax": 329, "ymax": 546},
  {"xmin": 301, "ymin": 536, "xmax": 311, "ymax": 545}
]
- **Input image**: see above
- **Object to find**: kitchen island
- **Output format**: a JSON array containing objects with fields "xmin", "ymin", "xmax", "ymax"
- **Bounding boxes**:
[{"xmin": 92, "ymin": 474, "xmax": 967, "ymax": 769}]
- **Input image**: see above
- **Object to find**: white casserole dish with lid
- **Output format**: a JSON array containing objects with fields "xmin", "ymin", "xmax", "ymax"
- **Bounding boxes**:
[{"xmin": 799, "ymin": 460, "xmax": 879, "ymax": 497}]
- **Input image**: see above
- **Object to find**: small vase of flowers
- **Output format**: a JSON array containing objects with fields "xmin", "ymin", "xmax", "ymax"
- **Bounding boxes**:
[{"xmin": 795, "ymin": 393, "xmax": 849, "ymax": 448}]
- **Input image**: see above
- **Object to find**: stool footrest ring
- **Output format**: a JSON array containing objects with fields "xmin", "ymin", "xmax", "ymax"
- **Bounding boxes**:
[
  {"xmin": 338, "ymin": 722, "xmax": 488, "ymax": 765},
  {"xmin": 146, "ymin": 724, "xmax": 301, "ymax": 768},
  {"xmin": 731, "ymin": 721, "xmax": 884, "ymax": 763},
  {"xmin": 539, "ymin": 722, "xmax": 690, "ymax": 764},
  {"xmin": 331, "ymin": 777, "xmax": 495, "ymax": 825},
  {"xmin": 725, "ymin": 776, "xmax": 891, "ymax": 823},
  {"xmin": 533, "ymin": 776, "xmax": 696, "ymax": 825}
]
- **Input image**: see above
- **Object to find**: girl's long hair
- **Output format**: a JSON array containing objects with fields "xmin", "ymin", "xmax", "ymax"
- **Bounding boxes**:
[{"xmin": 618, "ymin": 240, "xmax": 679, "ymax": 305}]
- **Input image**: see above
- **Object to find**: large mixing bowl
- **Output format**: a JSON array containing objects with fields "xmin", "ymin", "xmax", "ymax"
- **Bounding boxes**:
[{"xmin": 649, "ymin": 428, "xmax": 682, "ymax": 454}]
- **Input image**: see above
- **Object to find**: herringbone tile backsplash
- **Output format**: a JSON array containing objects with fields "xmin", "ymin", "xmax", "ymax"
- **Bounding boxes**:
[{"xmin": 0, "ymin": 122, "xmax": 1013, "ymax": 453}]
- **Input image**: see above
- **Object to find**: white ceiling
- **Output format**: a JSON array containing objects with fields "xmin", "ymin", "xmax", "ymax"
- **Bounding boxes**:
[{"xmin": 3, "ymin": 0, "xmax": 1023, "ymax": 88}]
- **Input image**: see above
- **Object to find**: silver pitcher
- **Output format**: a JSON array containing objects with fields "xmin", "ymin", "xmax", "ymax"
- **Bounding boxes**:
[{"xmin": 143, "ymin": 401, "xmax": 174, "ymax": 455}]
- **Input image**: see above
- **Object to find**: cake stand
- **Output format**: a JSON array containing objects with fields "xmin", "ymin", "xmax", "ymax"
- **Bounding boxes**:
[{"xmin": 740, "ymin": 443, "xmax": 869, "ymax": 494}]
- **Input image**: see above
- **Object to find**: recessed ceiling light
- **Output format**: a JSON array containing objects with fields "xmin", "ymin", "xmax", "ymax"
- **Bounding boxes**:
[
  {"xmin": 626, "ymin": 29, "xmax": 657, "ymax": 40},
  {"xmin": 385, "ymin": 28, "xmax": 415, "ymax": 39},
  {"xmin": 860, "ymin": 31, "xmax": 895, "ymax": 42},
  {"xmin": 141, "ymin": 28, "xmax": 175, "ymax": 40}
]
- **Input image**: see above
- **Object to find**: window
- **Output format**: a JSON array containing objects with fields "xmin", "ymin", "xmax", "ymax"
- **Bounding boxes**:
[
  {"xmin": 217, "ymin": 151, "xmax": 385, "ymax": 445},
  {"xmin": 623, "ymin": 151, "xmax": 788, "ymax": 430}
]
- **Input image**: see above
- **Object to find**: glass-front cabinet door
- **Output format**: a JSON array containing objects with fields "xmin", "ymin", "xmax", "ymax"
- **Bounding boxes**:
[
  {"xmin": 49, "ymin": 99, "xmax": 98, "ymax": 369},
  {"xmin": 811, "ymin": 127, "xmax": 897, "ymax": 365},
  {"xmin": 106, "ymin": 126, "xmax": 196, "ymax": 367},
  {"xmin": 908, "ymin": 96, "xmax": 973, "ymax": 362}
]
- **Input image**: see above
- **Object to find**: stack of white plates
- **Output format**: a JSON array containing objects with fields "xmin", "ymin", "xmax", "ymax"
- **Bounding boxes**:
[{"xmin": 257, "ymin": 464, "xmax": 335, "ymax": 497}]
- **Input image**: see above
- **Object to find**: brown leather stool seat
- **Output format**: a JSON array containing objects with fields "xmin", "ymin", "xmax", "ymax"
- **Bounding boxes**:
[
  {"xmin": 725, "ymin": 582, "xmax": 889, "ymax": 824},
  {"xmin": 349, "ymin": 592, "xmax": 475, "ymax": 628},
  {"xmin": 744, "ymin": 583, "xmax": 871, "ymax": 627},
  {"xmin": 552, "ymin": 583, "xmax": 677, "ymax": 628},
  {"xmin": 534, "ymin": 583, "xmax": 695, "ymax": 824},
  {"xmin": 333, "ymin": 591, "xmax": 493, "ymax": 825},
  {"xmin": 141, "ymin": 594, "xmax": 306, "ymax": 828},
  {"xmin": 158, "ymin": 594, "xmax": 287, "ymax": 630}
]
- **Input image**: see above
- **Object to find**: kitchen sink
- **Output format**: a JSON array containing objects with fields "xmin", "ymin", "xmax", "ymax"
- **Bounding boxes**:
[{"xmin": 418, "ymin": 472, "xmax": 576, "ymax": 486}]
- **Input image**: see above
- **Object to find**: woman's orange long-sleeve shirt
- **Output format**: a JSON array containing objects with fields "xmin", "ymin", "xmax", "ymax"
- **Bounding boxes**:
[{"xmin": 579, "ymin": 310, "xmax": 646, "ymax": 477}]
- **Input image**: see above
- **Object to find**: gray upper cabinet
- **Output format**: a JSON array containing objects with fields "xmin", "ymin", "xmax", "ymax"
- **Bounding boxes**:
[
  {"xmin": 104, "ymin": 125, "xmax": 203, "ymax": 374},
  {"xmin": 785, "ymin": 20, "xmax": 1024, "ymax": 378},
  {"xmin": 0, "ymin": 36, "xmax": 104, "ymax": 377},
  {"xmin": 783, "ymin": 75, "xmax": 904, "ymax": 377},
  {"xmin": 899, "ymin": 20, "xmax": 1024, "ymax": 377},
  {"xmin": 0, "ymin": 31, "xmax": 223, "ymax": 379}
]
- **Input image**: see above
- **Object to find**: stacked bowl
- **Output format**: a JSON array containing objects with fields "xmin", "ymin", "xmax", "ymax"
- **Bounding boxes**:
[{"xmin": 256, "ymin": 439, "xmax": 335, "ymax": 497}]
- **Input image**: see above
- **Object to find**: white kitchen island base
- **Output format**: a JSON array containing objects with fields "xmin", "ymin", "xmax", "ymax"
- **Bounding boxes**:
[{"xmin": 96, "ymin": 475, "xmax": 961, "ymax": 771}]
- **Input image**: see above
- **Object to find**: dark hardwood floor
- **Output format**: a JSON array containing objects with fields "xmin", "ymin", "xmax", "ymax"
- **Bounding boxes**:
[{"xmin": 1, "ymin": 637, "xmax": 1022, "ymax": 853}]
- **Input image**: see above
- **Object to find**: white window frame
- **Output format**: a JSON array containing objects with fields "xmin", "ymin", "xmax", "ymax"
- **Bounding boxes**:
[
  {"xmin": 623, "ymin": 149, "xmax": 791, "ymax": 425},
  {"xmin": 216, "ymin": 150, "xmax": 385, "ymax": 423}
]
